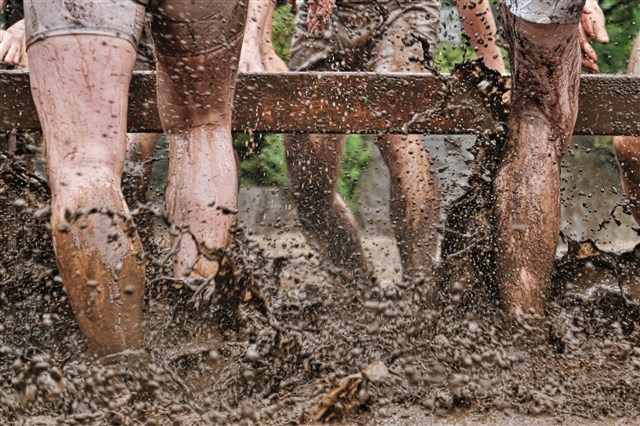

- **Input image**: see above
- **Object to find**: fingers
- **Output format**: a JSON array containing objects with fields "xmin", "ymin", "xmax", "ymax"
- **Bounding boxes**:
[
  {"xmin": 580, "ymin": 13, "xmax": 594, "ymax": 39},
  {"xmin": 581, "ymin": 56, "xmax": 599, "ymax": 73},
  {"xmin": 306, "ymin": 2, "xmax": 317, "ymax": 31},
  {"xmin": 0, "ymin": 31, "xmax": 23, "ymax": 65},
  {"xmin": 592, "ymin": 14, "xmax": 609, "ymax": 44},
  {"xmin": 579, "ymin": 24, "xmax": 597, "ymax": 61},
  {"xmin": 579, "ymin": 24, "xmax": 600, "ymax": 73},
  {"xmin": 0, "ymin": 31, "xmax": 10, "ymax": 61},
  {"xmin": 581, "ymin": 1, "xmax": 609, "ymax": 44},
  {"xmin": 306, "ymin": 3, "xmax": 322, "ymax": 31},
  {"xmin": 578, "ymin": 0, "xmax": 609, "ymax": 73},
  {"xmin": 5, "ymin": 44, "xmax": 20, "ymax": 65},
  {"xmin": 306, "ymin": 0, "xmax": 334, "ymax": 32}
]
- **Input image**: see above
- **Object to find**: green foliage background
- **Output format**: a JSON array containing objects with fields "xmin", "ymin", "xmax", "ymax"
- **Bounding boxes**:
[{"xmin": 592, "ymin": 0, "xmax": 639, "ymax": 73}]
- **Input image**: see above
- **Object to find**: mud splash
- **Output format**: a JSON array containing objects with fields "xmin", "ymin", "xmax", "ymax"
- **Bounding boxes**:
[{"xmin": 4, "ymin": 64, "xmax": 640, "ymax": 424}]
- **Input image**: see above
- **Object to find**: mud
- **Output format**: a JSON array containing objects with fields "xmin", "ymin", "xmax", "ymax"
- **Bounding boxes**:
[{"xmin": 4, "ymin": 63, "xmax": 640, "ymax": 425}]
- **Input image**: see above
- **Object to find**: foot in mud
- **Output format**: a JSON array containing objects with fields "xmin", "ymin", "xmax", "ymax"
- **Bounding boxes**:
[
  {"xmin": 494, "ymin": 6, "xmax": 582, "ymax": 316},
  {"xmin": 191, "ymin": 255, "xmax": 245, "ymax": 311},
  {"xmin": 285, "ymin": 132, "xmax": 373, "ymax": 276}
]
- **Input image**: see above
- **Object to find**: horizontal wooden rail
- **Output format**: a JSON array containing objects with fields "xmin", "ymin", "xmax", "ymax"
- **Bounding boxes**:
[{"xmin": 1, "ymin": 71, "xmax": 639, "ymax": 135}]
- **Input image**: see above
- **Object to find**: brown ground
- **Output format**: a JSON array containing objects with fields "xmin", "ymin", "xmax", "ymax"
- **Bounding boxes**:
[{"xmin": 3, "ymin": 160, "xmax": 640, "ymax": 425}]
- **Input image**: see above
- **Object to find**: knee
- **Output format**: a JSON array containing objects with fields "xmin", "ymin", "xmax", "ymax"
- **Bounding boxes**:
[
  {"xmin": 155, "ymin": 48, "xmax": 239, "ymax": 131},
  {"xmin": 613, "ymin": 136, "xmax": 640, "ymax": 162}
]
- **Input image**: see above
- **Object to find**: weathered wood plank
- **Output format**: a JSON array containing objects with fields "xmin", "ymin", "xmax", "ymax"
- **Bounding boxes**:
[{"xmin": 1, "ymin": 71, "xmax": 639, "ymax": 135}]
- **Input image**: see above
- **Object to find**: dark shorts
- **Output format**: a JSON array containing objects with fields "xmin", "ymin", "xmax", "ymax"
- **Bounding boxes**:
[
  {"xmin": 289, "ymin": 0, "xmax": 440, "ymax": 72},
  {"xmin": 23, "ymin": 0, "xmax": 246, "ymax": 57}
]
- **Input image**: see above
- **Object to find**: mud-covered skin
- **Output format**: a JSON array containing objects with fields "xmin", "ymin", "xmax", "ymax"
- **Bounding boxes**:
[
  {"xmin": 27, "ymin": 36, "xmax": 146, "ymax": 356},
  {"xmin": 438, "ymin": 61, "xmax": 510, "ymax": 310},
  {"xmin": 239, "ymin": 0, "xmax": 287, "ymax": 73},
  {"xmin": 286, "ymin": 133, "xmax": 370, "ymax": 271},
  {"xmin": 494, "ymin": 7, "xmax": 582, "ymax": 315},
  {"xmin": 24, "ymin": 0, "xmax": 248, "ymax": 355},
  {"xmin": 157, "ymin": 34, "xmax": 244, "ymax": 279},
  {"xmin": 6, "ymin": 91, "xmax": 640, "ymax": 421},
  {"xmin": 613, "ymin": 33, "xmax": 640, "ymax": 223}
]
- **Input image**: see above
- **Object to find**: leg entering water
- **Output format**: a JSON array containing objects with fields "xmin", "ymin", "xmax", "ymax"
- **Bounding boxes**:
[
  {"xmin": 285, "ymin": 133, "xmax": 370, "ymax": 272},
  {"xmin": 378, "ymin": 134, "xmax": 440, "ymax": 277},
  {"xmin": 495, "ymin": 11, "xmax": 581, "ymax": 316},
  {"xmin": 28, "ymin": 36, "xmax": 145, "ymax": 356},
  {"xmin": 154, "ymin": 37, "xmax": 244, "ymax": 279}
]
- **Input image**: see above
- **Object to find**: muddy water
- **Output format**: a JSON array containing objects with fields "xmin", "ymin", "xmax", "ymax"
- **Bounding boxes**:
[{"xmin": 3, "ymin": 131, "xmax": 640, "ymax": 425}]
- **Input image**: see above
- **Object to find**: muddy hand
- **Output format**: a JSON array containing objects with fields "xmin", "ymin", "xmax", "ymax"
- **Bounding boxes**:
[
  {"xmin": 579, "ymin": 0, "xmax": 609, "ymax": 73},
  {"xmin": 0, "ymin": 20, "xmax": 26, "ymax": 66},
  {"xmin": 307, "ymin": 0, "xmax": 335, "ymax": 32}
]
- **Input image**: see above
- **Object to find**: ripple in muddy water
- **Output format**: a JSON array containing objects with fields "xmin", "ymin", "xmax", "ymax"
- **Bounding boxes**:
[{"xmin": 3, "ymin": 191, "xmax": 640, "ymax": 425}]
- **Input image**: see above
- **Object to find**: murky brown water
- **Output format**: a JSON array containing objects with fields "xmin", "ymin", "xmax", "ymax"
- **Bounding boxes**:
[{"xmin": 4, "ymin": 142, "xmax": 640, "ymax": 425}]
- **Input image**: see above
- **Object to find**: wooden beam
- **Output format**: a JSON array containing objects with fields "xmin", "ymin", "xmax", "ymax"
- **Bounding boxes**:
[{"xmin": 1, "ymin": 71, "xmax": 639, "ymax": 135}]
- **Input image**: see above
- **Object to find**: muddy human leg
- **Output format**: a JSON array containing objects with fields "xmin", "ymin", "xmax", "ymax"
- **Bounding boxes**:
[
  {"xmin": 285, "ymin": 133, "xmax": 370, "ymax": 271},
  {"xmin": 378, "ymin": 135, "xmax": 439, "ymax": 276},
  {"xmin": 368, "ymin": 7, "xmax": 441, "ymax": 277},
  {"xmin": 494, "ymin": 8, "xmax": 582, "ymax": 315},
  {"xmin": 151, "ymin": 0, "xmax": 246, "ymax": 279},
  {"xmin": 260, "ymin": 0, "xmax": 287, "ymax": 71},
  {"xmin": 613, "ymin": 34, "xmax": 640, "ymax": 223},
  {"xmin": 27, "ymin": 36, "xmax": 145, "ymax": 356}
]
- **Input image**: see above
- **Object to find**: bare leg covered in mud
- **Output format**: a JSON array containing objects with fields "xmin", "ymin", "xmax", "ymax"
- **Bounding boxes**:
[
  {"xmin": 23, "ymin": 0, "xmax": 246, "ymax": 355},
  {"xmin": 495, "ymin": 7, "xmax": 582, "ymax": 315},
  {"xmin": 153, "ymin": 4, "xmax": 246, "ymax": 280},
  {"xmin": 613, "ymin": 34, "xmax": 640, "ymax": 223},
  {"xmin": 287, "ymin": 0, "xmax": 505, "ymax": 278},
  {"xmin": 285, "ymin": 134, "xmax": 369, "ymax": 271},
  {"xmin": 28, "ymin": 36, "xmax": 145, "ymax": 356},
  {"xmin": 284, "ymin": 0, "xmax": 447, "ymax": 278},
  {"xmin": 378, "ymin": 134, "xmax": 440, "ymax": 275}
]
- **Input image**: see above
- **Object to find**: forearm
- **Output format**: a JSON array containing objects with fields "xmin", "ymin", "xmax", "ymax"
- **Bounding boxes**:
[{"xmin": 456, "ymin": 0, "xmax": 506, "ymax": 73}]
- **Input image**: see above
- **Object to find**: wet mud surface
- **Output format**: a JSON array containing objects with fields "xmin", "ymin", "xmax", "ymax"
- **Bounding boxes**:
[
  {"xmin": 5, "ymin": 151, "xmax": 640, "ymax": 426},
  {"xmin": 4, "ymin": 64, "xmax": 640, "ymax": 424}
]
